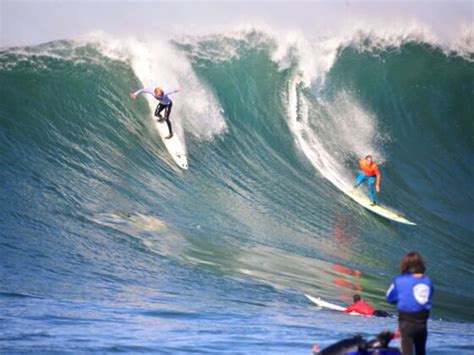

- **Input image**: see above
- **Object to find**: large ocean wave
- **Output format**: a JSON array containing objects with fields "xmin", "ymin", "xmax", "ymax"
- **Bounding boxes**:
[{"xmin": 1, "ymin": 24, "xmax": 473, "ymax": 352}]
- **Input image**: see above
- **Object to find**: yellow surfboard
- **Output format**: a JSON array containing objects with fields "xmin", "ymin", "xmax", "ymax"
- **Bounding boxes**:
[{"xmin": 344, "ymin": 188, "xmax": 416, "ymax": 225}]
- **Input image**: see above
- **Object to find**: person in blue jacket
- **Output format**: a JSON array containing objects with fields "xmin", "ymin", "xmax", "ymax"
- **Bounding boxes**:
[
  {"xmin": 386, "ymin": 252, "xmax": 433, "ymax": 355},
  {"xmin": 130, "ymin": 86, "xmax": 183, "ymax": 139}
]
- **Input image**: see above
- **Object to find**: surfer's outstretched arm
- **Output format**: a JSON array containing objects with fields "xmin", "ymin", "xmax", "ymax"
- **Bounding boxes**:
[
  {"xmin": 130, "ymin": 88, "xmax": 154, "ymax": 100},
  {"xmin": 164, "ymin": 85, "xmax": 184, "ymax": 96}
]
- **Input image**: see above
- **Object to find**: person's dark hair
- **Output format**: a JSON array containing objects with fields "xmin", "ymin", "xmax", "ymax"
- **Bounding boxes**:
[
  {"xmin": 353, "ymin": 294, "xmax": 361, "ymax": 303},
  {"xmin": 365, "ymin": 155, "xmax": 373, "ymax": 160},
  {"xmin": 400, "ymin": 251, "xmax": 426, "ymax": 274}
]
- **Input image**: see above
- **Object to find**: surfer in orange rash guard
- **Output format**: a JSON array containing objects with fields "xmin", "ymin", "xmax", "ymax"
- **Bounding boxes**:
[{"xmin": 354, "ymin": 155, "xmax": 381, "ymax": 206}]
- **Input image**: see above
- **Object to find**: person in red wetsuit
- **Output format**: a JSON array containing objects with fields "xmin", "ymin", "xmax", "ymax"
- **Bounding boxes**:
[
  {"xmin": 354, "ymin": 155, "xmax": 381, "ymax": 206},
  {"xmin": 344, "ymin": 294, "xmax": 390, "ymax": 317},
  {"xmin": 344, "ymin": 294, "xmax": 375, "ymax": 315}
]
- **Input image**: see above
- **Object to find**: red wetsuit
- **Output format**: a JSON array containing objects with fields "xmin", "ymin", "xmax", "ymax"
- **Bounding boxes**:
[{"xmin": 343, "ymin": 300, "xmax": 375, "ymax": 316}]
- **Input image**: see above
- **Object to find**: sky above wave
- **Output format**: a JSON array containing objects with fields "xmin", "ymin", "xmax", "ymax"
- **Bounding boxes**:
[{"xmin": 1, "ymin": 1, "xmax": 472, "ymax": 47}]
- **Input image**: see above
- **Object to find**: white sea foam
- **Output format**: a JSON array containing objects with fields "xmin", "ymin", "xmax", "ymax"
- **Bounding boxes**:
[
  {"xmin": 159, "ymin": 22, "xmax": 470, "ymax": 191},
  {"xmin": 264, "ymin": 25, "xmax": 404, "ymax": 190},
  {"xmin": 0, "ymin": 32, "xmax": 228, "ymax": 143},
  {"xmin": 452, "ymin": 23, "xmax": 474, "ymax": 60},
  {"xmin": 285, "ymin": 77, "xmax": 351, "ymax": 189},
  {"xmin": 73, "ymin": 31, "xmax": 228, "ymax": 142}
]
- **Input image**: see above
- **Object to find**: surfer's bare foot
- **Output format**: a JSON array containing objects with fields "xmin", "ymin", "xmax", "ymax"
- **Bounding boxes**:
[
  {"xmin": 165, "ymin": 134, "xmax": 173, "ymax": 139},
  {"xmin": 370, "ymin": 202, "xmax": 377, "ymax": 206}
]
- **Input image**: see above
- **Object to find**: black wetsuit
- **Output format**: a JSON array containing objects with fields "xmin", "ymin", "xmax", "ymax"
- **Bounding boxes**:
[
  {"xmin": 155, "ymin": 101, "xmax": 173, "ymax": 137},
  {"xmin": 133, "ymin": 87, "xmax": 180, "ymax": 138},
  {"xmin": 399, "ymin": 310, "xmax": 429, "ymax": 355}
]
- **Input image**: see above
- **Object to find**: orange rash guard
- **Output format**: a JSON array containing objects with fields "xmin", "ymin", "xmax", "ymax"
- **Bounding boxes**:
[{"xmin": 359, "ymin": 159, "xmax": 381, "ymax": 189}]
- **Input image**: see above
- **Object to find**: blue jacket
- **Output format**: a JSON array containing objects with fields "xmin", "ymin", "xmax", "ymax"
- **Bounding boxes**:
[{"xmin": 386, "ymin": 273, "xmax": 433, "ymax": 313}]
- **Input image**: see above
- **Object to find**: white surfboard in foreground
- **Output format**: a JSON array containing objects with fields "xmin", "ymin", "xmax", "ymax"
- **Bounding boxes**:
[{"xmin": 154, "ymin": 118, "xmax": 188, "ymax": 170}]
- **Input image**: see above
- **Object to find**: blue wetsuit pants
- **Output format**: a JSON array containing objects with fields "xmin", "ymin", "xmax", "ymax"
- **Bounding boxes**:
[{"xmin": 355, "ymin": 172, "xmax": 376, "ymax": 203}]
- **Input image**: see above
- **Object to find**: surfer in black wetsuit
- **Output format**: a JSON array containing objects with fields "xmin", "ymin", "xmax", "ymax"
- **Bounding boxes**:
[{"xmin": 130, "ymin": 86, "xmax": 183, "ymax": 139}]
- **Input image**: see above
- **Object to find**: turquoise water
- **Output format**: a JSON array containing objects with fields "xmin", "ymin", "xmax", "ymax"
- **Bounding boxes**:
[{"xmin": 1, "ymin": 30, "xmax": 473, "ymax": 353}]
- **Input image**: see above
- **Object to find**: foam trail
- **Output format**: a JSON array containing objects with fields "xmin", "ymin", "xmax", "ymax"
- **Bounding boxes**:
[
  {"xmin": 273, "ymin": 31, "xmax": 385, "ymax": 192},
  {"xmin": 75, "ymin": 32, "xmax": 227, "ymax": 142},
  {"xmin": 265, "ymin": 19, "xmax": 469, "ymax": 193},
  {"xmin": 286, "ymin": 78, "xmax": 351, "ymax": 190},
  {"xmin": 323, "ymin": 91, "xmax": 386, "ymax": 162}
]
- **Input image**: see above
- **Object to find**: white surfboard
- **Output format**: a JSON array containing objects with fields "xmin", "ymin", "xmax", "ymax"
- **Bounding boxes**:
[
  {"xmin": 154, "ymin": 118, "xmax": 188, "ymax": 170},
  {"xmin": 305, "ymin": 294, "xmax": 346, "ymax": 312},
  {"xmin": 306, "ymin": 294, "xmax": 371, "ymax": 317},
  {"xmin": 343, "ymin": 188, "xmax": 416, "ymax": 225}
]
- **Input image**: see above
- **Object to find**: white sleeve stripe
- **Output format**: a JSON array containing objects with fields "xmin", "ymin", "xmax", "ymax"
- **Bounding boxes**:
[{"xmin": 386, "ymin": 283, "xmax": 394, "ymax": 297}]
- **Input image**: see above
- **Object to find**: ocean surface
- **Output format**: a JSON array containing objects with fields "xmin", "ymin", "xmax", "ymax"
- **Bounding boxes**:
[{"xmin": 1, "ymin": 27, "xmax": 473, "ymax": 353}]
